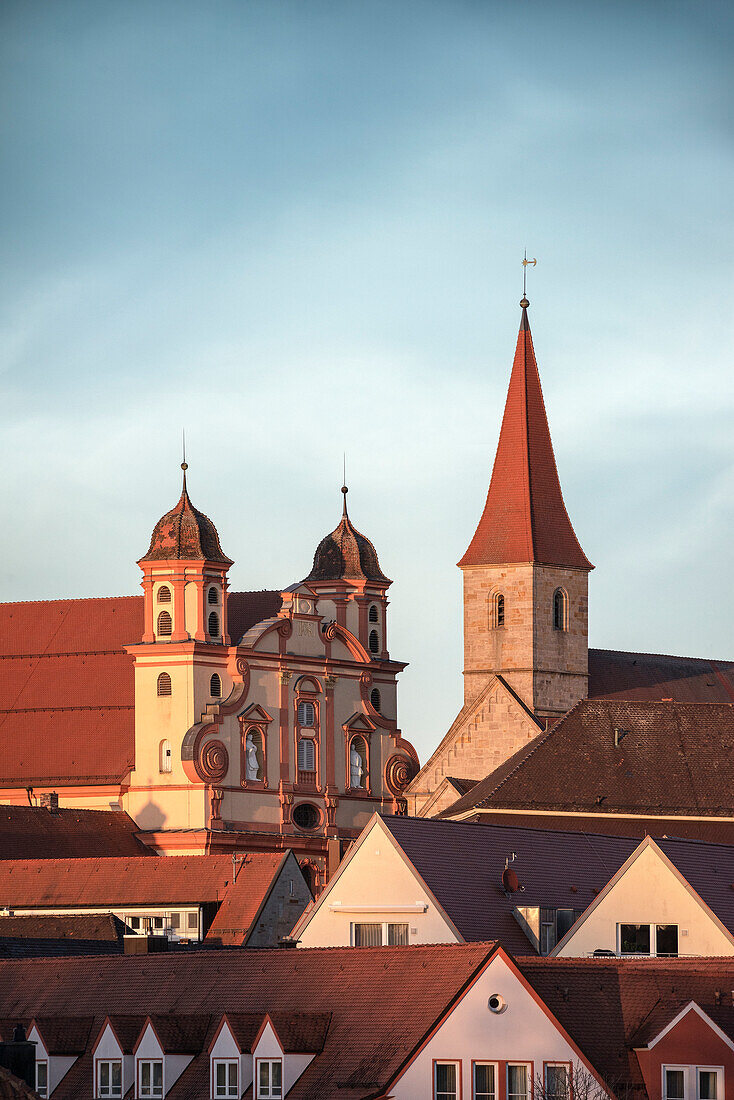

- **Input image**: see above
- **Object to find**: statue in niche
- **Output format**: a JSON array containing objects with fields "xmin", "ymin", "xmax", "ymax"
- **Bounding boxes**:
[
  {"xmin": 350, "ymin": 743, "xmax": 364, "ymax": 789},
  {"xmin": 245, "ymin": 732, "xmax": 261, "ymax": 781}
]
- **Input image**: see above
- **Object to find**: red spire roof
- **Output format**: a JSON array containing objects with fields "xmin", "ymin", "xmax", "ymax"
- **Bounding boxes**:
[
  {"xmin": 459, "ymin": 300, "xmax": 592, "ymax": 571},
  {"xmin": 140, "ymin": 466, "xmax": 232, "ymax": 565}
]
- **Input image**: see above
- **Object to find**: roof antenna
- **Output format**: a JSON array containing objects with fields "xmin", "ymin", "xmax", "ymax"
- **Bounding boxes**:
[
  {"xmin": 181, "ymin": 428, "xmax": 188, "ymax": 491},
  {"xmin": 521, "ymin": 251, "xmax": 536, "ymax": 307},
  {"xmin": 341, "ymin": 452, "xmax": 349, "ymax": 517}
]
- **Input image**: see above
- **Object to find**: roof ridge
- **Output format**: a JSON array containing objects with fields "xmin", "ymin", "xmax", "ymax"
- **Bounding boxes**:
[
  {"xmin": 0, "ymin": 595, "xmax": 143, "ymax": 607},
  {"xmin": 590, "ymin": 646, "xmax": 734, "ymax": 665}
]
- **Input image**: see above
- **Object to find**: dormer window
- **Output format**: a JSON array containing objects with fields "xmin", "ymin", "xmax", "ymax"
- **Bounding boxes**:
[
  {"xmin": 97, "ymin": 1060, "xmax": 123, "ymax": 1098},
  {"xmin": 138, "ymin": 1059, "xmax": 163, "ymax": 1098},
  {"xmin": 157, "ymin": 611, "xmax": 173, "ymax": 637},
  {"xmin": 213, "ymin": 1060, "xmax": 238, "ymax": 1098},
  {"xmin": 208, "ymin": 611, "xmax": 220, "ymax": 638},
  {"xmin": 36, "ymin": 1062, "xmax": 48, "ymax": 1098},
  {"xmin": 368, "ymin": 630, "xmax": 379, "ymax": 655},
  {"xmin": 210, "ymin": 673, "xmax": 222, "ymax": 698},
  {"xmin": 553, "ymin": 588, "xmax": 568, "ymax": 631},
  {"xmin": 156, "ymin": 672, "xmax": 172, "ymax": 697},
  {"xmin": 157, "ymin": 585, "xmax": 171, "ymax": 604},
  {"xmin": 368, "ymin": 604, "xmax": 379, "ymax": 623},
  {"xmin": 256, "ymin": 1059, "xmax": 282, "ymax": 1099},
  {"xmin": 208, "ymin": 586, "xmax": 219, "ymax": 605}
]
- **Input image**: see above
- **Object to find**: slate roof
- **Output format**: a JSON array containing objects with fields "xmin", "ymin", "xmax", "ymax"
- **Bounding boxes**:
[
  {"xmin": 459, "ymin": 301, "xmax": 592, "ymax": 571},
  {"xmin": 379, "ymin": 817, "xmax": 734, "ymax": 952},
  {"xmin": 0, "ymin": 915, "xmax": 127, "ymax": 959},
  {"xmin": 447, "ymin": 810, "xmax": 734, "ymax": 844},
  {"xmin": 0, "ymin": 807, "xmax": 150, "ymax": 861},
  {"xmin": 304, "ymin": 489, "xmax": 389, "ymax": 584},
  {"xmin": 588, "ymin": 648, "xmax": 734, "ymax": 704},
  {"xmin": 140, "ymin": 473, "xmax": 232, "ymax": 564},
  {"xmin": 0, "ymin": 592, "xmax": 281, "ymax": 788},
  {"xmin": 441, "ymin": 699, "xmax": 734, "ymax": 820}
]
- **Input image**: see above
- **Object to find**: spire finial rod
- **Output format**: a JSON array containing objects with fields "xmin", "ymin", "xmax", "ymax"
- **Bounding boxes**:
[
  {"xmin": 521, "ymin": 251, "xmax": 536, "ymax": 307},
  {"xmin": 341, "ymin": 452, "xmax": 349, "ymax": 517},
  {"xmin": 181, "ymin": 429, "xmax": 188, "ymax": 491}
]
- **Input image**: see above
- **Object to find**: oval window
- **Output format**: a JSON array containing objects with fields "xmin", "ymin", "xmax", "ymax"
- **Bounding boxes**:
[{"xmin": 293, "ymin": 802, "xmax": 320, "ymax": 830}]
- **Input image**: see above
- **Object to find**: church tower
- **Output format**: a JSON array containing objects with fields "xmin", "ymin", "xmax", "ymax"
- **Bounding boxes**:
[{"xmin": 458, "ymin": 297, "xmax": 593, "ymax": 721}]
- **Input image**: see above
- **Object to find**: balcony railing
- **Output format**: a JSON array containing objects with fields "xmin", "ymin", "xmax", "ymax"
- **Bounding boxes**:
[{"xmin": 297, "ymin": 769, "xmax": 317, "ymax": 786}]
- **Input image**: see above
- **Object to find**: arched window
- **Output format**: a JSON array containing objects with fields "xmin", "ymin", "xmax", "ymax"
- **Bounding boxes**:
[
  {"xmin": 157, "ymin": 585, "xmax": 171, "ymax": 604},
  {"xmin": 244, "ymin": 727, "xmax": 263, "ymax": 782},
  {"xmin": 297, "ymin": 701, "xmax": 315, "ymax": 728},
  {"xmin": 156, "ymin": 672, "xmax": 172, "ymax": 697},
  {"xmin": 368, "ymin": 630, "xmax": 379, "ymax": 655},
  {"xmin": 491, "ymin": 592, "xmax": 505, "ymax": 629},
  {"xmin": 297, "ymin": 737, "xmax": 315, "ymax": 772},
  {"xmin": 208, "ymin": 611, "xmax": 220, "ymax": 637},
  {"xmin": 157, "ymin": 611, "xmax": 172, "ymax": 637},
  {"xmin": 370, "ymin": 687, "xmax": 381, "ymax": 712},
  {"xmin": 368, "ymin": 604, "xmax": 379, "ymax": 623},
  {"xmin": 210, "ymin": 673, "xmax": 222, "ymax": 698},
  {"xmin": 159, "ymin": 739, "xmax": 172, "ymax": 774},
  {"xmin": 208, "ymin": 586, "xmax": 219, "ymax": 605},
  {"xmin": 349, "ymin": 735, "xmax": 368, "ymax": 789},
  {"xmin": 300, "ymin": 861, "xmax": 316, "ymax": 893},
  {"xmin": 553, "ymin": 588, "xmax": 568, "ymax": 632}
]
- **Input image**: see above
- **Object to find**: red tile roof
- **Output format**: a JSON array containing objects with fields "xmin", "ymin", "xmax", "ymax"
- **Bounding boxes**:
[
  {"xmin": 0, "ymin": 592, "xmax": 281, "ymax": 787},
  {"xmin": 459, "ymin": 303, "xmax": 592, "ymax": 571},
  {"xmin": 442, "ymin": 699, "xmax": 734, "ymax": 820},
  {"xmin": 0, "ymin": 915, "xmax": 126, "ymax": 959},
  {"xmin": 0, "ymin": 853, "xmax": 281, "ymax": 915},
  {"xmin": 0, "ymin": 807, "xmax": 150, "ymax": 860},
  {"xmin": 589, "ymin": 647, "xmax": 734, "ymax": 703},
  {"xmin": 203, "ymin": 852, "xmax": 288, "ymax": 946},
  {"xmin": 140, "ymin": 473, "xmax": 232, "ymax": 565},
  {"xmin": 0, "ymin": 1067, "xmax": 38, "ymax": 1100}
]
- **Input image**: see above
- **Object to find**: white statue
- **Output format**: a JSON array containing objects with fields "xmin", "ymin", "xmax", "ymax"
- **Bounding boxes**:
[
  {"xmin": 350, "ymin": 744, "xmax": 364, "ymax": 789},
  {"xmin": 245, "ymin": 733, "xmax": 261, "ymax": 781}
]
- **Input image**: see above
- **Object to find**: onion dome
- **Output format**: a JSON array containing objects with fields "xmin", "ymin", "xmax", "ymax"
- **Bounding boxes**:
[
  {"xmin": 305, "ymin": 486, "xmax": 390, "ymax": 584},
  {"xmin": 140, "ymin": 464, "xmax": 233, "ymax": 564}
]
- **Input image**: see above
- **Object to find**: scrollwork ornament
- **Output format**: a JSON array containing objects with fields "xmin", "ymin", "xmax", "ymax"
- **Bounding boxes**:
[
  {"xmin": 385, "ymin": 753, "xmax": 416, "ymax": 796},
  {"xmin": 199, "ymin": 739, "xmax": 229, "ymax": 782},
  {"xmin": 277, "ymin": 619, "xmax": 293, "ymax": 639}
]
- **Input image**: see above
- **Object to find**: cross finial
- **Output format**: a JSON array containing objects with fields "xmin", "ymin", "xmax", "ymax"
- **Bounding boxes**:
[{"xmin": 521, "ymin": 251, "xmax": 537, "ymax": 305}]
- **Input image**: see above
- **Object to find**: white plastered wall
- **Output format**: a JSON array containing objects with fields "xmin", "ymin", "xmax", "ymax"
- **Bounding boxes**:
[
  {"xmin": 135, "ymin": 1024, "xmax": 192, "ymax": 1095},
  {"xmin": 296, "ymin": 817, "xmax": 459, "ymax": 948},
  {"xmin": 27, "ymin": 1027, "xmax": 76, "ymax": 1097},
  {"xmin": 252, "ymin": 1022, "xmax": 313, "ymax": 1098},
  {"xmin": 210, "ymin": 1022, "xmax": 253, "ymax": 1095},
  {"xmin": 94, "ymin": 1023, "xmax": 134, "ymax": 1097},
  {"xmin": 554, "ymin": 843, "xmax": 734, "ymax": 958}
]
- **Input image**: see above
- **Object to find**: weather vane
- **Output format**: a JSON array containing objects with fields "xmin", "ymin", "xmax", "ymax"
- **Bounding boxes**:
[{"xmin": 522, "ymin": 252, "xmax": 537, "ymax": 299}]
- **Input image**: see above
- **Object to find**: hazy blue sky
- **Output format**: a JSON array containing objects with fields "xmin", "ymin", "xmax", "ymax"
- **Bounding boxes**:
[{"xmin": 2, "ymin": 0, "xmax": 733, "ymax": 759}]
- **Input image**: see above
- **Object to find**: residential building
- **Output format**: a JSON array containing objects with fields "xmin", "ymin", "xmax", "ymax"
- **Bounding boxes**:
[
  {"xmin": 0, "ymin": 806, "xmax": 152, "ymax": 861},
  {"xmin": 0, "ymin": 852, "xmax": 310, "ymax": 947},
  {"xmin": 294, "ymin": 814, "xmax": 734, "ymax": 956},
  {"xmin": 0, "ymin": 915, "xmax": 128, "ymax": 959},
  {"xmin": 0, "ymin": 944, "xmax": 731, "ymax": 1098}
]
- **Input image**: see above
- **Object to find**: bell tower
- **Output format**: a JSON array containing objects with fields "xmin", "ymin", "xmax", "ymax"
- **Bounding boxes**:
[{"xmin": 458, "ymin": 298, "xmax": 593, "ymax": 722}]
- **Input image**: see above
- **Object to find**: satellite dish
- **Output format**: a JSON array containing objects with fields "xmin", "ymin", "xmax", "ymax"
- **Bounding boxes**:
[{"xmin": 502, "ymin": 866, "xmax": 520, "ymax": 893}]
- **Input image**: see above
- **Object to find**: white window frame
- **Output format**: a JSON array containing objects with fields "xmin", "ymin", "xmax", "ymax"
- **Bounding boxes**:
[
  {"xmin": 617, "ymin": 922, "xmax": 679, "ymax": 957},
  {"xmin": 212, "ymin": 1058, "xmax": 239, "ymax": 1099},
  {"xmin": 544, "ymin": 1062, "xmax": 571, "ymax": 1100},
  {"xmin": 97, "ymin": 1058, "xmax": 123, "ymax": 1098},
  {"xmin": 36, "ymin": 1061, "xmax": 48, "ymax": 1098},
  {"xmin": 255, "ymin": 1058, "xmax": 282, "ymax": 1099},
  {"xmin": 473, "ymin": 1060, "xmax": 498, "ymax": 1100},
  {"xmin": 137, "ymin": 1058, "xmax": 164, "ymax": 1098},
  {"xmin": 696, "ymin": 1067, "xmax": 723, "ymax": 1100},
  {"xmin": 507, "ymin": 1063, "xmax": 532, "ymax": 1100},
  {"xmin": 350, "ymin": 921, "xmax": 409, "ymax": 946},
  {"xmin": 434, "ymin": 1061, "xmax": 460, "ymax": 1100},
  {"xmin": 662, "ymin": 1065, "xmax": 687, "ymax": 1100}
]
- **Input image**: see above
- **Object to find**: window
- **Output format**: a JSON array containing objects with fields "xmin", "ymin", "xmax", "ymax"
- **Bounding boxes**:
[
  {"xmin": 159, "ymin": 739, "xmax": 172, "ymax": 774},
  {"xmin": 138, "ymin": 1060, "xmax": 163, "ymax": 1098},
  {"xmin": 97, "ymin": 1059, "xmax": 122, "ymax": 1098},
  {"xmin": 474, "ymin": 1064, "xmax": 496, "ymax": 1100},
  {"xmin": 369, "ymin": 604, "xmax": 379, "ymax": 623},
  {"xmin": 664, "ymin": 1070, "xmax": 685, "ymax": 1100},
  {"xmin": 368, "ymin": 630, "xmax": 379, "ymax": 654},
  {"xmin": 349, "ymin": 735, "xmax": 368, "ymax": 789},
  {"xmin": 257, "ymin": 1059, "xmax": 282, "ymax": 1099},
  {"xmin": 293, "ymin": 801, "xmax": 320, "ymax": 830},
  {"xmin": 36, "ymin": 1062, "xmax": 48, "ymax": 1098},
  {"xmin": 157, "ymin": 585, "xmax": 171, "ymax": 604},
  {"xmin": 213, "ymin": 1059, "xmax": 238, "ymax": 1098},
  {"xmin": 208, "ymin": 586, "xmax": 219, "ymax": 605},
  {"xmin": 187, "ymin": 911, "xmax": 198, "ymax": 931},
  {"xmin": 169, "ymin": 912, "xmax": 181, "ymax": 930},
  {"xmin": 619, "ymin": 923, "xmax": 678, "ymax": 957},
  {"xmin": 210, "ymin": 673, "xmax": 222, "ymax": 698},
  {"xmin": 553, "ymin": 588, "xmax": 568, "ymax": 631},
  {"xmin": 508, "ymin": 1065, "xmax": 530, "ymax": 1100},
  {"xmin": 297, "ymin": 737, "xmax": 315, "ymax": 772},
  {"xmin": 352, "ymin": 922, "xmax": 408, "ymax": 946},
  {"xmin": 208, "ymin": 611, "xmax": 220, "ymax": 637},
  {"xmin": 434, "ymin": 1062, "xmax": 458, "ymax": 1100},
  {"xmin": 370, "ymin": 687, "xmax": 381, "ymax": 712},
  {"xmin": 297, "ymin": 701, "xmax": 315, "ymax": 727},
  {"xmin": 157, "ymin": 611, "xmax": 172, "ymax": 637},
  {"xmin": 545, "ymin": 1065, "xmax": 570, "ymax": 1100},
  {"xmin": 698, "ymin": 1070, "xmax": 719, "ymax": 1100},
  {"xmin": 493, "ymin": 592, "xmax": 505, "ymax": 628},
  {"xmin": 156, "ymin": 672, "xmax": 172, "ymax": 697}
]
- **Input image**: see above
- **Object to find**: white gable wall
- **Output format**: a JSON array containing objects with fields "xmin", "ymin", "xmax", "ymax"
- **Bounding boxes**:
[
  {"xmin": 297, "ymin": 817, "xmax": 459, "ymax": 948},
  {"xmin": 27, "ymin": 1028, "xmax": 76, "ymax": 1097},
  {"xmin": 210, "ymin": 1021, "xmax": 253, "ymax": 1094},
  {"xmin": 135, "ymin": 1024, "xmax": 193, "ymax": 1095},
  {"xmin": 94, "ymin": 1023, "xmax": 134, "ymax": 1098},
  {"xmin": 554, "ymin": 843, "xmax": 733, "ymax": 958},
  {"xmin": 252, "ymin": 1022, "xmax": 314, "ymax": 1097},
  {"xmin": 391, "ymin": 953, "xmax": 600, "ymax": 1099}
]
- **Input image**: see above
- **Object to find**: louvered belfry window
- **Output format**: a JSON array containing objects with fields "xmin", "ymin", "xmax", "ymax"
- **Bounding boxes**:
[
  {"xmin": 208, "ymin": 611, "xmax": 220, "ymax": 637},
  {"xmin": 156, "ymin": 672, "xmax": 172, "ymax": 697},
  {"xmin": 370, "ymin": 687, "xmax": 381, "ymax": 712},
  {"xmin": 157, "ymin": 611, "xmax": 173, "ymax": 637},
  {"xmin": 368, "ymin": 604, "xmax": 379, "ymax": 623},
  {"xmin": 157, "ymin": 585, "xmax": 171, "ymax": 603},
  {"xmin": 208, "ymin": 586, "xmax": 219, "ymax": 605},
  {"xmin": 210, "ymin": 673, "xmax": 222, "ymax": 698},
  {"xmin": 368, "ymin": 630, "xmax": 379, "ymax": 654}
]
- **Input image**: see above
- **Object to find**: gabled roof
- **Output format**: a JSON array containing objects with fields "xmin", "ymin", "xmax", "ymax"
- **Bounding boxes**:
[
  {"xmin": 30, "ymin": 1016, "xmax": 93, "ymax": 1054},
  {"xmin": 0, "ymin": 591, "xmax": 281, "ymax": 788},
  {"xmin": 142, "ymin": 1015, "xmax": 211, "ymax": 1054},
  {"xmin": 203, "ymin": 852, "xmax": 290, "ymax": 946},
  {"xmin": 589, "ymin": 647, "xmax": 734, "ymax": 704},
  {"xmin": 0, "ymin": 1066, "xmax": 39, "ymax": 1100},
  {"xmin": 0, "ymin": 914, "xmax": 127, "ymax": 958},
  {"xmin": 0, "ymin": 807, "xmax": 150, "ymax": 861},
  {"xmin": 459, "ymin": 301, "xmax": 591, "ymax": 571},
  {"xmin": 441, "ymin": 698, "xmax": 734, "ymax": 819},
  {"xmin": 258, "ymin": 1012, "xmax": 331, "ymax": 1054}
]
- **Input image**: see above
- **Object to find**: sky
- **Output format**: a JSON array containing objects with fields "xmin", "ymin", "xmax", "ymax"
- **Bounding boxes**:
[{"xmin": 1, "ymin": 0, "xmax": 733, "ymax": 761}]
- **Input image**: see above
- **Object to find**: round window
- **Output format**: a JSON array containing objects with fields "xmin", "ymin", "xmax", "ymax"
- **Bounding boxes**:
[{"xmin": 293, "ymin": 802, "xmax": 320, "ymax": 831}]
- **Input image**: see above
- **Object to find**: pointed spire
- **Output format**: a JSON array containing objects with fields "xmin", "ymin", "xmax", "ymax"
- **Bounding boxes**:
[{"xmin": 459, "ymin": 298, "xmax": 592, "ymax": 571}]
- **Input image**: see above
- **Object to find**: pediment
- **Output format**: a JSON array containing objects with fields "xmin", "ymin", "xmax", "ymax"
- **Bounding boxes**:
[
  {"xmin": 342, "ymin": 712, "xmax": 377, "ymax": 733},
  {"xmin": 240, "ymin": 703, "xmax": 274, "ymax": 725}
]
